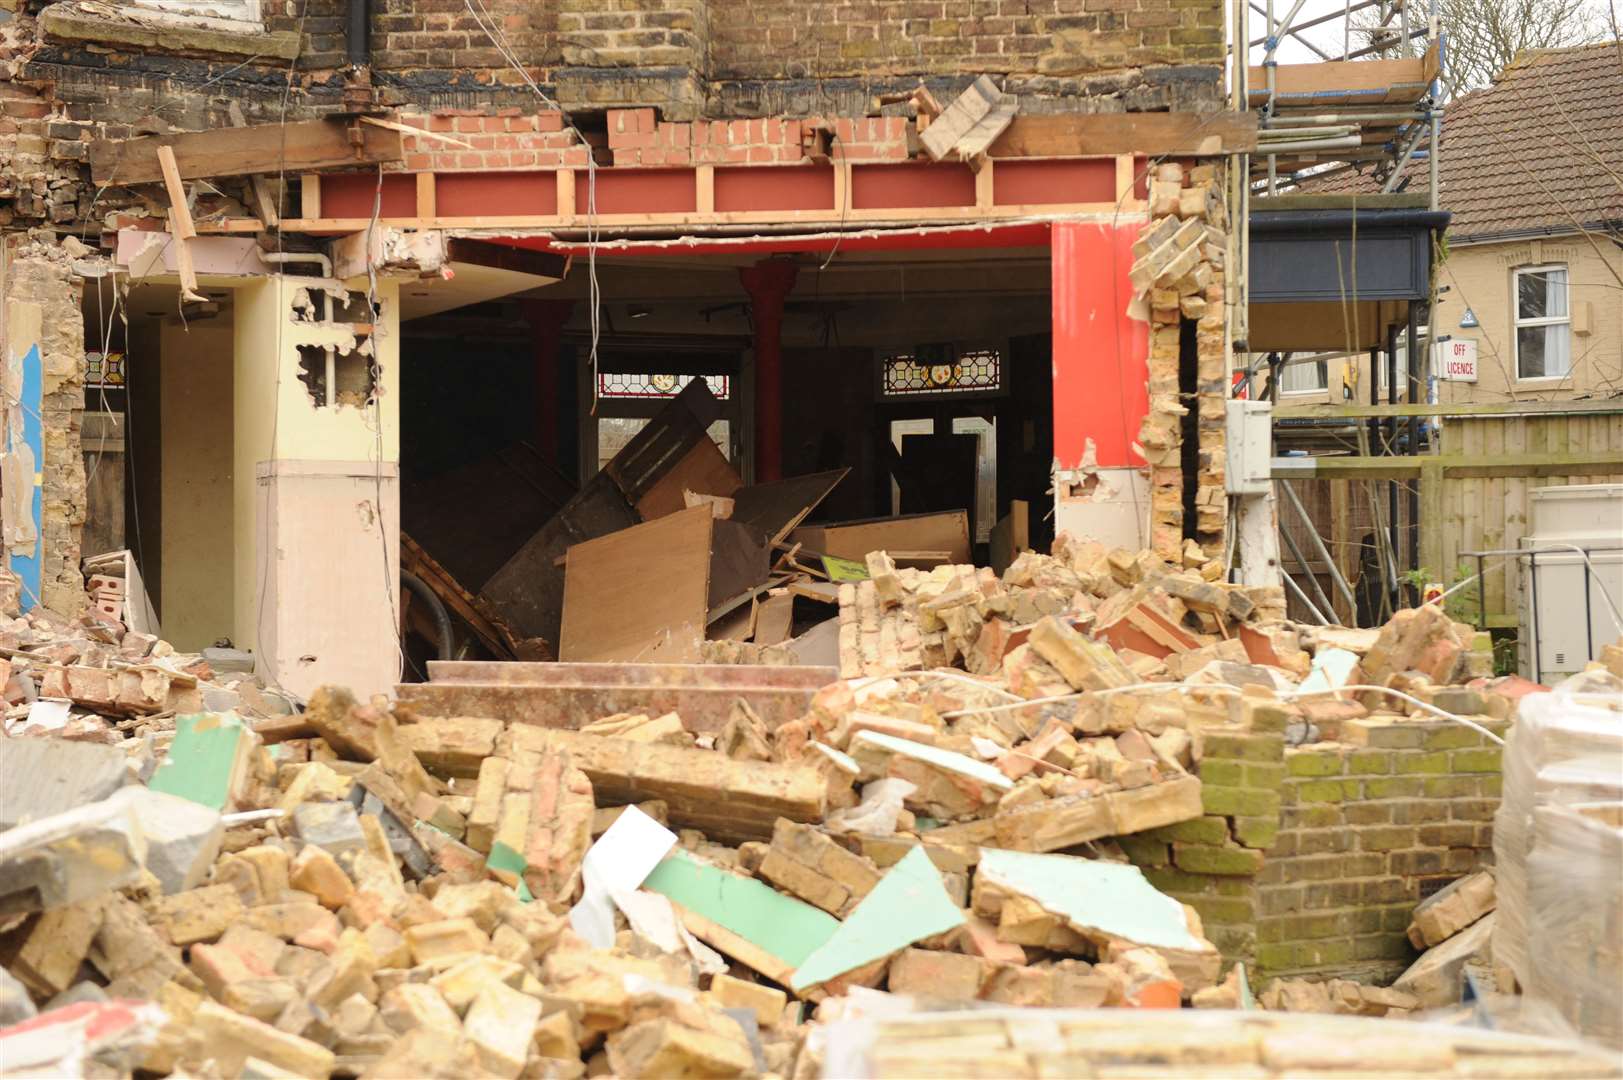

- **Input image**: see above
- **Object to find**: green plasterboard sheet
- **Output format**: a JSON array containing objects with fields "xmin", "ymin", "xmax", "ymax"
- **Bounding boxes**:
[
  {"xmin": 486, "ymin": 842, "xmax": 534, "ymax": 903},
  {"xmin": 643, "ymin": 850, "xmax": 838, "ymax": 969},
  {"xmin": 977, "ymin": 848, "xmax": 1208, "ymax": 952},
  {"xmin": 822, "ymin": 556, "xmax": 869, "ymax": 582},
  {"xmin": 148, "ymin": 712, "xmax": 246, "ymax": 810},
  {"xmin": 790, "ymin": 846, "xmax": 965, "ymax": 992}
]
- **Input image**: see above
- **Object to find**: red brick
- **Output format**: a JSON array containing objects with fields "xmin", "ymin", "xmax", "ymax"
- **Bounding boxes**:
[
  {"xmin": 536, "ymin": 111, "xmax": 564, "ymax": 132},
  {"xmin": 455, "ymin": 117, "xmax": 481, "ymax": 132}
]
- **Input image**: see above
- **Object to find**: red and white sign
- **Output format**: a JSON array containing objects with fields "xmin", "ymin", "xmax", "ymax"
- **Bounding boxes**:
[{"xmin": 1436, "ymin": 338, "xmax": 1478, "ymax": 382}]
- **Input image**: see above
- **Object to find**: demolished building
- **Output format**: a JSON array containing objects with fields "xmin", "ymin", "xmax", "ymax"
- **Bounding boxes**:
[
  {"xmin": 9, "ymin": 2, "xmax": 1619, "ymax": 1077},
  {"xmin": 0, "ymin": 0, "xmax": 1257, "ymax": 695}
]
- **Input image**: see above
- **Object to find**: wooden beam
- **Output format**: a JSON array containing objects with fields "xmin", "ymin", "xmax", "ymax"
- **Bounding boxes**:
[
  {"xmin": 88, "ymin": 118, "xmax": 403, "ymax": 185},
  {"xmin": 1274, "ymin": 452, "xmax": 1623, "ymax": 481},
  {"xmin": 988, "ymin": 111, "xmax": 1258, "ymax": 158},
  {"xmin": 1276, "ymin": 400, "xmax": 1623, "ymax": 420},
  {"xmin": 300, "ymin": 175, "xmax": 321, "ymax": 220},
  {"xmin": 696, "ymin": 164, "xmax": 715, "ymax": 215},
  {"xmin": 416, "ymin": 173, "xmax": 437, "ymax": 220},
  {"xmin": 155, "ymin": 145, "xmax": 205, "ymax": 303},
  {"xmin": 556, "ymin": 169, "xmax": 575, "ymax": 219},
  {"xmin": 1419, "ymin": 459, "xmax": 1445, "ymax": 580}
]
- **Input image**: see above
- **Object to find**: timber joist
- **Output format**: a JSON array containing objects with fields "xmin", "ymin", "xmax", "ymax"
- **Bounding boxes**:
[{"xmin": 210, "ymin": 154, "xmax": 1149, "ymax": 237}]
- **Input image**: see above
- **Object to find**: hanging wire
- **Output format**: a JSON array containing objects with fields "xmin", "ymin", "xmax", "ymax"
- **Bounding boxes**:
[{"xmin": 461, "ymin": 0, "xmax": 602, "ymax": 414}]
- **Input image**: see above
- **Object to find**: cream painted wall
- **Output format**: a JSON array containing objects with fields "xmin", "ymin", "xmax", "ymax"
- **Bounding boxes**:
[
  {"xmin": 1431, "ymin": 236, "xmax": 1622, "ymax": 401},
  {"xmin": 158, "ymin": 317, "xmax": 234, "ymax": 651},
  {"xmin": 231, "ymin": 275, "xmax": 401, "ymax": 660}
]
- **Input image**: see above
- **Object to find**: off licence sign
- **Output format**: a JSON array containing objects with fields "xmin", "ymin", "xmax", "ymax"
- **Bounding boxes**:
[{"xmin": 1437, "ymin": 339, "xmax": 1477, "ymax": 382}]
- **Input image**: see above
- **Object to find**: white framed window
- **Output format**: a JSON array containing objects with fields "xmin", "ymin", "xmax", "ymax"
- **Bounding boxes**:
[
  {"xmin": 1513, "ymin": 265, "xmax": 1571, "ymax": 380},
  {"xmin": 1280, "ymin": 355, "xmax": 1328, "ymax": 395}
]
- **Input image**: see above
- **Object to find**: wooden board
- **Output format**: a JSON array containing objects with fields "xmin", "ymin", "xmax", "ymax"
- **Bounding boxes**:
[
  {"xmin": 792, "ymin": 510, "xmax": 972, "ymax": 567},
  {"xmin": 1248, "ymin": 42, "xmax": 1440, "ymax": 107},
  {"xmin": 604, "ymin": 379, "xmax": 725, "ymax": 505},
  {"xmin": 634, "ymin": 436, "xmax": 742, "ymax": 521},
  {"xmin": 754, "ymin": 593, "xmax": 795, "ymax": 646},
  {"xmin": 989, "ymin": 111, "xmax": 1257, "ymax": 158},
  {"xmin": 559, "ymin": 505, "xmax": 713, "ymax": 663},
  {"xmin": 989, "ymin": 499, "xmax": 1030, "ymax": 576},
  {"xmin": 728, "ymin": 469, "xmax": 850, "ymax": 541},
  {"xmin": 481, "ymin": 382, "xmax": 722, "ymax": 642},
  {"xmin": 88, "ymin": 118, "xmax": 403, "ymax": 185},
  {"xmin": 708, "ymin": 518, "xmax": 771, "ymax": 607}
]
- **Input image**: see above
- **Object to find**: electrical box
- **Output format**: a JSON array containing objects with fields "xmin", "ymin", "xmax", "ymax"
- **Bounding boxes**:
[
  {"xmin": 1522, "ymin": 484, "xmax": 1623, "ymax": 682},
  {"xmin": 1225, "ymin": 399, "xmax": 1273, "ymax": 495}
]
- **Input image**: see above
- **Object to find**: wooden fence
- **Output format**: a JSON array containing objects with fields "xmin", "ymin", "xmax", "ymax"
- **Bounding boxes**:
[{"xmin": 1272, "ymin": 401, "xmax": 1623, "ymax": 629}]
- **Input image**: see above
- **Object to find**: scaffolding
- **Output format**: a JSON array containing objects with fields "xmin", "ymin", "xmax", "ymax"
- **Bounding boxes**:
[{"xmin": 1244, "ymin": 0, "xmax": 1443, "ymax": 207}]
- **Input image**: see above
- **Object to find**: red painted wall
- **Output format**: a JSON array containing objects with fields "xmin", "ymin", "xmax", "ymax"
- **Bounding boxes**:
[{"xmin": 1050, "ymin": 220, "xmax": 1149, "ymax": 470}]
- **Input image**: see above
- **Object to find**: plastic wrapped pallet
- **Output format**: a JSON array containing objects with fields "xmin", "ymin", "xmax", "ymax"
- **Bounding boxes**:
[
  {"xmin": 1492, "ymin": 671, "xmax": 1623, "ymax": 989},
  {"xmin": 1526, "ymin": 801, "xmax": 1623, "ymax": 1050}
]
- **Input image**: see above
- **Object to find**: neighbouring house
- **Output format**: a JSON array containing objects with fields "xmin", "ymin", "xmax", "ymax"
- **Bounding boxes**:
[{"xmin": 1258, "ymin": 41, "xmax": 1623, "ymax": 649}]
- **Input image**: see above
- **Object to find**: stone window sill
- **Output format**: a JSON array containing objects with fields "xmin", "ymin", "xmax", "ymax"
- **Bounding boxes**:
[{"xmin": 39, "ymin": 1, "xmax": 299, "ymax": 61}]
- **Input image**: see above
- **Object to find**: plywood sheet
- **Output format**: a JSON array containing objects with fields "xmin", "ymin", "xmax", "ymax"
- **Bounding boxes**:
[
  {"xmin": 989, "ymin": 499, "xmax": 1030, "ymax": 576},
  {"xmin": 729, "ymin": 469, "xmax": 850, "ymax": 541},
  {"xmin": 707, "ymin": 518, "xmax": 770, "ymax": 607},
  {"xmin": 634, "ymin": 436, "xmax": 742, "ymax": 521},
  {"xmin": 792, "ymin": 510, "xmax": 972, "ymax": 566},
  {"xmin": 754, "ymin": 593, "xmax": 795, "ymax": 646},
  {"xmin": 559, "ymin": 505, "xmax": 713, "ymax": 663}
]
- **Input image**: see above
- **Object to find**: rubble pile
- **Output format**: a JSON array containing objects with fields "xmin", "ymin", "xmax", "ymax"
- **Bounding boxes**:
[{"xmin": 3, "ymin": 540, "xmax": 1619, "ymax": 1078}]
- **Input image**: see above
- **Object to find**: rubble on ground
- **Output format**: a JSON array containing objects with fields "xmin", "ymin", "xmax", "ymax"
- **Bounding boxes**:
[{"xmin": 2, "ymin": 539, "xmax": 1617, "ymax": 1078}]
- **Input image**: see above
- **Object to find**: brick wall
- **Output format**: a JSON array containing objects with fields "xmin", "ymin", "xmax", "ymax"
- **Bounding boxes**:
[
  {"xmin": 1123, "ymin": 698, "xmax": 1509, "ymax": 984},
  {"xmin": 710, "ymin": 0, "xmax": 1223, "ymax": 80},
  {"xmin": 19, "ymin": 0, "xmax": 1223, "ymax": 124}
]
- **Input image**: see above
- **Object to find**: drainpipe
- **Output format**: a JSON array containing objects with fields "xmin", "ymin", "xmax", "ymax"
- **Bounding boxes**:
[{"xmin": 347, "ymin": 0, "xmax": 371, "ymax": 68}]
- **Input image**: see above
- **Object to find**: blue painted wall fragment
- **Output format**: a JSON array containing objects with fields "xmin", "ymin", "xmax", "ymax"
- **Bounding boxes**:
[{"xmin": 10, "ymin": 343, "xmax": 43, "ymax": 611}]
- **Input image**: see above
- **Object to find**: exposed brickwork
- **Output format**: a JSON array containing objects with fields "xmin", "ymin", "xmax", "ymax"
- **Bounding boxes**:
[
  {"xmin": 709, "ymin": 0, "xmax": 1224, "ymax": 81},
  {"xmin": 396, "ymin": 110, "xmax": 588, "ymax": 172},
  {"xmin": 1136, "ymin": 160, "xmax": 1228, "ymax": 561},
  {"xmin": 1125, "ymin": 699, "xmax": 1509, "ymax": 985}
]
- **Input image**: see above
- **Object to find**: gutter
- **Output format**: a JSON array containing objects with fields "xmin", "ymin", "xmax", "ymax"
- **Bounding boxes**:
[{"xmin": 1249, "ymin": 208, "xmax": 1452, "ymax": 233}]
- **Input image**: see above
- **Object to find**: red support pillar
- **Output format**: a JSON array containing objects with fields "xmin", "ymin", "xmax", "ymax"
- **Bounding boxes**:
[
  {"xmin": 738, "ymin": 259, "xmax": 799, "ymax": 482},
  {"xmin": 519, "ymin": 299, "xmax": 575, "ymax": 465},
  {"xmin": 1050, "ymin": 220, "xmax": 1149, "ymax": 469}
]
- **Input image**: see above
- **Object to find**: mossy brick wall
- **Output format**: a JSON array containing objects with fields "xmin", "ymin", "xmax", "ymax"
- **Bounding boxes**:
[{"xmin": 1123, "ymin": 706, "xmax": 1510, "ymax": 984}]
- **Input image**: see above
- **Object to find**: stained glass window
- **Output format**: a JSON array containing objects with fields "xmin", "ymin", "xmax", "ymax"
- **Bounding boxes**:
[
  {"xmin": 597, "ymin": 373, "xmax": 730, "ymax": 400},
  {"xmin": 85, "ymin": 352, "xmax": 126, "ymax": 387},
  {"xmin": 881, "ymin": 347, "xmax": 1001, "ymax": 396}
]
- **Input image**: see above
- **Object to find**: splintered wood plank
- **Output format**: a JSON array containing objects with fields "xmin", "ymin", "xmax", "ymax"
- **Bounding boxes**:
[
  {"xmin": 559, "ymin": 505, "xmax": 713, "ymax": 663},
  {"xmin": 633, "ymin": 435, "xmax": 742, "ymax": 521},
  {"xmin": 88, "ymin": 118, "xmax": 403, "ymax": 185}
]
